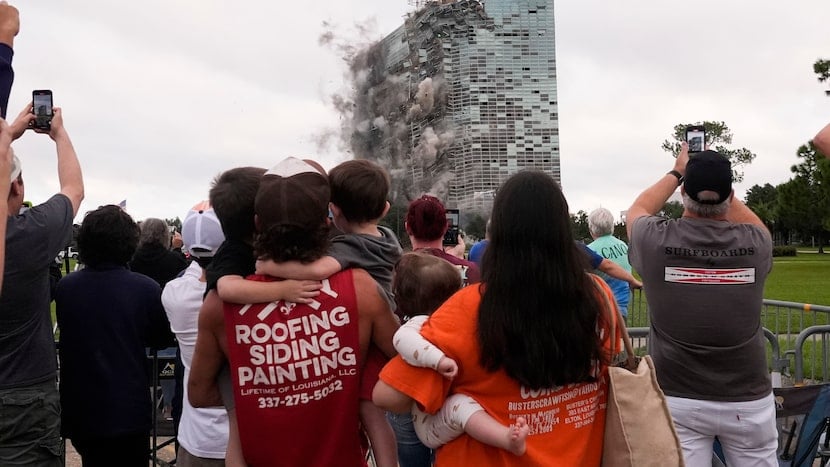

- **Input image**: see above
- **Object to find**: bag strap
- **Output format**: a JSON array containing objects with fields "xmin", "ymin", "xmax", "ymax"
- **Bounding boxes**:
[{"xmin": 592, "ymin": 276, "xmax": 636, "ymax": 368}]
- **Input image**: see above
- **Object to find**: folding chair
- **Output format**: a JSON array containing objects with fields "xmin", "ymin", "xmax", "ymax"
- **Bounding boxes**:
[{"xmin": 775, "ymin": 383, "xmax": 830, "ymax": 467}]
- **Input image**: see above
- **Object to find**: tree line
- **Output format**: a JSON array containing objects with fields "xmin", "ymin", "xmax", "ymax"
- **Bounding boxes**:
[{"xmin": 745, "ymin": 141, "xmax": 829, "ymax": 252}]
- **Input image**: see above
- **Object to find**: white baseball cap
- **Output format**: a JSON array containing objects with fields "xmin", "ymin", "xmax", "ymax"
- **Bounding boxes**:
[{"xmin": 181, "ymin": 201, "xmax": 224, "ymax": 258}]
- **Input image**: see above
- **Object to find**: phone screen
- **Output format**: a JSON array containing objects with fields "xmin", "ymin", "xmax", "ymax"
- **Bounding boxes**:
[
  {"xmin": 32, "ymin": 91, "xmax": 53, "ymax": 130},
  {"xmin": 443, "ymin": 209, "xmax": 460, "ymax": 246},
  {"xmin": 686, "ymin": 128, "xmax": 705, "ymax": 152}
]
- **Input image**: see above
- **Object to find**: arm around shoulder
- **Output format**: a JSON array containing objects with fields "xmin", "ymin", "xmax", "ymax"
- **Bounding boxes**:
[
  {"xmin": 598, "ymin": 259, "xmax": 642, "ymax": 289},
  {"xmin": 218, "ymin": 274, "xmax": 323, "ymax": 304},
  {"xmin": 256, "ymin": 256, "xmax": 341, "ymax": 280}
]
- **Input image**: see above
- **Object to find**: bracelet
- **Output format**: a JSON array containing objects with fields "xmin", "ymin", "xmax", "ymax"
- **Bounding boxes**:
[{"xmin": 666, "ymin": 170, "xmax": 683, "ymax": 186}]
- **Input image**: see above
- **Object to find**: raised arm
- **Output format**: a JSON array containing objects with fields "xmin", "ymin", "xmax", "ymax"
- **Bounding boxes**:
[
  {"xmin": 0, "ymin": 117, "xmax": 12, "ymax": 292},
  {"xmin": 724, "ymin": 196, "xmax": 769, "ymax": 235},
  {"xmin": 626, "ymin": 142, "xmax": 689, "ymax": 240},
  {"xmin": 45, "ymin": 108, "xmax": 83, "ymax": 215},
  {"xmin": 0, "ymin": 2, "xmax": 17, "ymax": 118}
]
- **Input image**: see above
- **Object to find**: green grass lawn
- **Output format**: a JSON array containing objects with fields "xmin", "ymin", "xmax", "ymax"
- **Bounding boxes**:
[{"xmin": 765, "ymin": 252, "xmax": 830, "ymax": 305}]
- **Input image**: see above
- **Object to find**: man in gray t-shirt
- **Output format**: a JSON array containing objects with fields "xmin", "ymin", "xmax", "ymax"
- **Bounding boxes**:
[
  {"xmin": 626, "ymin": 143, "xmax": 776, "ymax": 467},
  {"xmin": 0, "ymin": 106, "xmax": 84, "ymax": 465}
]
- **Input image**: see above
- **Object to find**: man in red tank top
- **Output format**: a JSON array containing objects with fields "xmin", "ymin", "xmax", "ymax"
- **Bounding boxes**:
[{"xmin": 188, "ymin": 158, "xmax": 399, "ymax": 466}]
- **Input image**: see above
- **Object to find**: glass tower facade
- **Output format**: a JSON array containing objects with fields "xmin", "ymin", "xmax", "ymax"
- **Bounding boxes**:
[{"xmin": 372, "ymin": 0, "xmax": 559, "ymax": 211}]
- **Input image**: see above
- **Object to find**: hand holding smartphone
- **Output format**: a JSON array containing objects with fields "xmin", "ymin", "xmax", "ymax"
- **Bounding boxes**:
[
  {"xmin": 31, "ymin": 90, "xmax": 53, "ymax": 131},
  {"xmin": 443, "ymin": 209, "xmax": 460, "ymax": 246},
  {"xmin": 685, "ymin": 125, "xmax": 705, "ymax": 153}
]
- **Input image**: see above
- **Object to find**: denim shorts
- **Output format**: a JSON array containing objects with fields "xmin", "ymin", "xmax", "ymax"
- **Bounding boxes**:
[{"xmin": 0, "ymin": 380, "xmax": 63, "ymax": 466}]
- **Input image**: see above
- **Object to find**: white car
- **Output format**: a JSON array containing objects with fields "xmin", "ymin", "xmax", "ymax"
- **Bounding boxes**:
[{"xmin": 55, "ymin": 247, "xmax": 79, "ymax": 263}]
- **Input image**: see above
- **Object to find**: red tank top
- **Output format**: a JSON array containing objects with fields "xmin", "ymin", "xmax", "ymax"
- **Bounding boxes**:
[{"xmin": 223, "ymin": 270, "xmax": 365, "ymax": 467}]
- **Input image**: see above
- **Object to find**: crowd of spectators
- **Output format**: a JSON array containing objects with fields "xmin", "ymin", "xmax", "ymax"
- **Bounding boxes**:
[{"xmin": 3, "ymin": 0, "xmax": 830, "ymax": 464}]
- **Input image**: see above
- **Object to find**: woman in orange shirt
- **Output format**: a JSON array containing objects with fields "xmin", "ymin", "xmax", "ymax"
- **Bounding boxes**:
[{"xmin": 374, "ymin": 170, "xmax": 618, "ymax": 466}]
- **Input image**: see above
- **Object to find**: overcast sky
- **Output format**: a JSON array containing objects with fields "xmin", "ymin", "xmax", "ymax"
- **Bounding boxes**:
[{"xmin": 9, "ymin": 0, "xmax": 830, "ymax": 225}]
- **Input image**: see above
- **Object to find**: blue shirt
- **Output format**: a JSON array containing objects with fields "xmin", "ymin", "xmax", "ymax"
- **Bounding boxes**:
[{"xmin": 468, "ymin": 239, "xmax": 488, "ymax": 266}]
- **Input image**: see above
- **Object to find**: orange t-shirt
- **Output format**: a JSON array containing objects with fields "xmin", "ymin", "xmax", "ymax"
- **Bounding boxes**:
[{"xmin": 379, "ymin": 277, "xmax": 618, "ymax": 467}]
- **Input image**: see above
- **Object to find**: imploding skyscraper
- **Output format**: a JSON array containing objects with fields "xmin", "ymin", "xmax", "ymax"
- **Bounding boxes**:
[{"xmin": 348, "ymin": 0, "xmax": 559, "ymax": 212}]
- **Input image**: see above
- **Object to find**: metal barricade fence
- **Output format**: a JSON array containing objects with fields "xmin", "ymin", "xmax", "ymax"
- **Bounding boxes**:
[
  {"xmin": 626, "ymin": 289, "xmax": 830, "ymax": 386},
  {"xmin": 149, "ymin": 348, "xmax": 177, "ymax": 466}
]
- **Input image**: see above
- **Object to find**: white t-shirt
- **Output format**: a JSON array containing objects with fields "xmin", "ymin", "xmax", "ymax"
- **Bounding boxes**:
[{"xmin": 162, "ymin": 261, "xmax": 229, "ymax": 459}]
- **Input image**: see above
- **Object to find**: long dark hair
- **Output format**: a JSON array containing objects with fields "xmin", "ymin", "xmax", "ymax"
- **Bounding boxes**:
[{"xmin": 478, "ymin": 170, "xmax": 608, "ymax": 389}]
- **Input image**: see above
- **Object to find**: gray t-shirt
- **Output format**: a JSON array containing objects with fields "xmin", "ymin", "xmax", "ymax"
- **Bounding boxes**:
[
  {"xmin": 0, "ymin": 194, "xmax": 73, "ymax": 388},
  {"xmin": 328, "ymin": 226, "xmax": 402, "ymax": 304},
  {"xmin": 629, "ymin": 215, "xmax": 772, "ymax": 402}
]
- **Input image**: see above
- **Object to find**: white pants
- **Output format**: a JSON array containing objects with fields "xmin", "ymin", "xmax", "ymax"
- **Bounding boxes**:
[{"xmin": 666, "ymin": 393, "xmax": 778, "ymax": 467}]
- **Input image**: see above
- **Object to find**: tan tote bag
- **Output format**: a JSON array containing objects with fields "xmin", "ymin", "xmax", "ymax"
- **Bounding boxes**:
[{"xmin": 600, "ymin": 291, "xmax": 685, "ymax": 467}]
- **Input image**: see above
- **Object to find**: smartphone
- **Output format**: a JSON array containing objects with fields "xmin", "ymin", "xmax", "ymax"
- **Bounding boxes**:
[
  {"xmin": 32, "ymin": 90, "xmax": 53, "ymax": 131},
  {"xmin": 685, "ymin": 125, "xmax": 706, "ymax": 153},
  {"xmin": 443, "ymin": 209, "xmax": 460, "ymax": 246}
]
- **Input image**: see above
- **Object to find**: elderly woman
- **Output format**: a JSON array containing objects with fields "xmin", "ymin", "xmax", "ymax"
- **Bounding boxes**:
[
  {"xmin": 374, "ymin": 170, "xmax": 619, "ymax": 466},
  {"xmin": 129, "ymin": 217, "xmax": 188, "ymax": 287},
  {"xmin": 587, "ymin": 207, "xmax": 636, "ymax": 317},
  {"xmin": 128, "ymin": 217, "xmax": 188, "ymax": 422}
]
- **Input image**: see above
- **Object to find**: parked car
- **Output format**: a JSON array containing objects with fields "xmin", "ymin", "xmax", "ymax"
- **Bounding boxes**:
[{"xmin": 55, "ymin": 247, "xmax": 79, "ymax": 263}]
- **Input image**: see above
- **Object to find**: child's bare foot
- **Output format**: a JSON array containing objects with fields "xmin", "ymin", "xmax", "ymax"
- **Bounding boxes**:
[{"xmin": 507, "ymin": 417, "xmax": 529, "ymax": 456}]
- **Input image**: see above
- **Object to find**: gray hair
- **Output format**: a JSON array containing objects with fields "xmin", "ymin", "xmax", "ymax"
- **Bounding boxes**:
[
  {"xmin": 588, "ymin": 207, "xmax": 615, "ymax": 236},
  {"xmin": 138, "ymin": 218, "xmax": 171, "ymax": 248},
  {"xmin": 682, "ymin": 191, "xmax": 730, "ymax": 218}
]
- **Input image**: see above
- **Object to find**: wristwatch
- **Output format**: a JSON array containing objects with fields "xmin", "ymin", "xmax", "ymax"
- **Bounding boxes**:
[{"xmin": 667, "ymin": 170, "xmax": 683, "ymax": 186}]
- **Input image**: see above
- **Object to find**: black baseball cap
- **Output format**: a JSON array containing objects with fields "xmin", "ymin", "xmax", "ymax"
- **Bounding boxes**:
[{"xmin": 683, "ymin": 150, "xmax": 732, "ymax": 205}]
